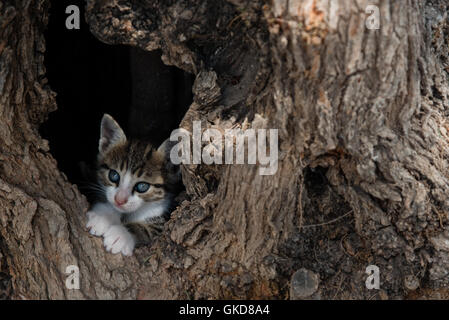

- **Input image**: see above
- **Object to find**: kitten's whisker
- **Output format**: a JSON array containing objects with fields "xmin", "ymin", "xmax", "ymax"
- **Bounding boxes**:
[{"xmin": 79, "ymin": 183, "xmax": 105, "ymax": 192}]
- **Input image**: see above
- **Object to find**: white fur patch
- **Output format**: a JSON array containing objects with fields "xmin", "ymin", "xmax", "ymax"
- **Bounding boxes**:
[
  {"xmin": 86, "ymin": 203, "xmax": 121, "ymax": 236},
  {"xmin": 103, "ymin": 225, "xmax": 135, "ymax": 256},
  {"xmin": 125, "ymin": 198, "xmax": 170, "ymax": 223}
]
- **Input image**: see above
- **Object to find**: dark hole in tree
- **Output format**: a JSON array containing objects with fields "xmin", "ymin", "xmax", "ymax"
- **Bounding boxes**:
[
  {"xmin": 304, "ymin": 166, "xmax": 329, "ymax": 197},
  {"xmin": 41, "ymin": 1, "xmax": 193, "ymax": 202}
]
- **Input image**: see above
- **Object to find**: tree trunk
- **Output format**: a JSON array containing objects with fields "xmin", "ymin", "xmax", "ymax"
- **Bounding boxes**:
[{"xmin": 1, "ymin": 0, "xmax": 449, "ymax": 299}]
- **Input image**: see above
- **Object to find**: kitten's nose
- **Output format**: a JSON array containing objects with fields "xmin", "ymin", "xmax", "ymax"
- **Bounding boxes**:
[{"xmin": 114, "ymin": 192, "xmax": 128, "ymax": 206}]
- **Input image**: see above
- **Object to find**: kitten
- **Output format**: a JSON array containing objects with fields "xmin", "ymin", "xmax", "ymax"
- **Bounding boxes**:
[{"xmin": 86, "ymin": 114, "xmax": 181, "ymax": 256}]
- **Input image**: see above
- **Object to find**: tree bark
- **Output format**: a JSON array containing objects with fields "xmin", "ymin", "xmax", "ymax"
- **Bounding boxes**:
[{"xmin": 1, "ymin": 0, "xmax": 449, "ymax": 299}]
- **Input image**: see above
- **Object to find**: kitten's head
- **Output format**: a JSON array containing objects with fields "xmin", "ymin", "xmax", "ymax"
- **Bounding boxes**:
[{"xmin": 96, "ymin": 114, "xmax": 180, "ymax": 213}]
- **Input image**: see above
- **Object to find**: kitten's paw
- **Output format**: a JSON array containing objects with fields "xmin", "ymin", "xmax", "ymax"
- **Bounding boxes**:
[
  {"xmin": 103, "ymin": 225, "xmax": 135, "ymax": 256},
  {"xmin": 86, "ymin": 210, "xmax": 118, "ymax": 236}
]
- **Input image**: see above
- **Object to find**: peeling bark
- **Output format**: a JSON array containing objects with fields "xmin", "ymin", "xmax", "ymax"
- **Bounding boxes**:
[{"xmin": 1, "ymin": 0, "xmax": 449, "ymax": 299}]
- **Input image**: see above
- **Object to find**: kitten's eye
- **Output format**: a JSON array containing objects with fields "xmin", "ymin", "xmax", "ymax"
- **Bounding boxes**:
[
  {"xmin": 134, "ymin": 182, "xmax": 150, "ymax": 193},
  {"xmin": 108, "ymin": 170, "xmax": 120, "ymax": 184}
]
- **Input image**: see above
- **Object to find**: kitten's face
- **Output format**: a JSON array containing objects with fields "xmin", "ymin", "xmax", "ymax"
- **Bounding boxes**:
[{"xmin": 97, "ymin": 114, "xmax": 175, "ymax": 213}]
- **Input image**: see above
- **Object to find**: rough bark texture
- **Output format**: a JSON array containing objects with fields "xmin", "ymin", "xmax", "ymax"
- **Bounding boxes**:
[{"xmin": 1, "ymin": 0, "xmax": 449, "ymax": 299}]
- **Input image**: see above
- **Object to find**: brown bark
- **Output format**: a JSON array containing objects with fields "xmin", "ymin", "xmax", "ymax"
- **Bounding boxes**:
[{"xmin": 1, "ymin": 0, "xmax": 449, "ymax": 299}]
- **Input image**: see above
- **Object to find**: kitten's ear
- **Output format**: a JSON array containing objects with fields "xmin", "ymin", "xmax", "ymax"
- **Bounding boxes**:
[
  {"xmin": 157, "ymin": 138, "xmax": 172, "ymax": 158},
  {"xmin": 157, "ymin": 138, "xmax": 181, "ymax": 181},
  {"xmin": 99, "ymin": 114, "xmax": 126, "ymax": 154}
]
